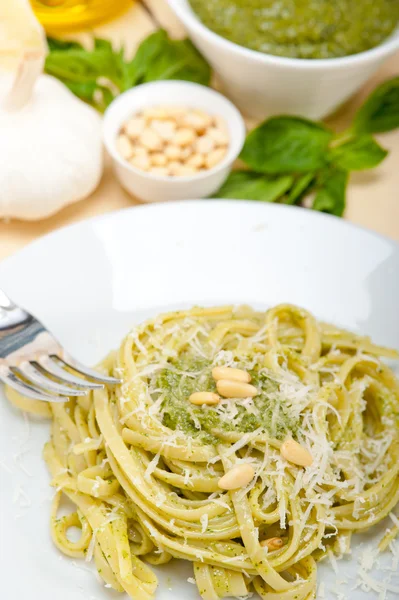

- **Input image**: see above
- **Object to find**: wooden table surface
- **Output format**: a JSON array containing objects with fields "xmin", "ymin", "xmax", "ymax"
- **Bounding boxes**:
[{"xmin": 1, "ymin": 0, "xmax": 398, "ymax": 261}]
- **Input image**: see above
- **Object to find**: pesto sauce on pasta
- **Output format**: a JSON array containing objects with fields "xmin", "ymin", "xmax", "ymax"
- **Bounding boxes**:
[{"xmin": 155, "ymin": 355, "xmax": 299, "ymax": 443}]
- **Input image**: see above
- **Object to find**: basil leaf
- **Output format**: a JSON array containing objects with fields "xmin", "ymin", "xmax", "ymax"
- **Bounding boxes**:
[
  {"xmin": 352, "ymin": 77, "xmax": 399, "ymax": 134},
  {"xmin": 62, "ymin": 80, "xmax": 97, "ymax": 103},
  {"xmin": 240, "ymin": 117, "xmax": 333, "ymax": 174},
  {"xmin": 313, "ymin": 169, "xmax": 348, "ymax": 217},
  {"xmin": 285, "ymin": 172, "xmax": 315, "ymax": 205},
  {"xmin": 127, "ymin": 30, "xmax": 169, "ymax": 86},
  {"xmin": 45, "ymin": 30, "xmax": 211, "ymax": 108},
  {"xmin": 45, "ymin": 47, "xmax": 123, "ymax": 87},
  {"xmin": 47, "ymin": 37, "xmax": 83, "ymax": 51},
  {"xmin": 94, "ymin": 38, "xmax": 114, "ymax": 52},
  {"xmin": 330, "ymin": 135, "xmax": 388, "ymax": 170},
  {"xmin": 143, "ymin": 38, "xmax": 211, "ymax": 86},
  {"xmin": 215, "ymin": 171, "xmax": 293, "ymax": 202}
]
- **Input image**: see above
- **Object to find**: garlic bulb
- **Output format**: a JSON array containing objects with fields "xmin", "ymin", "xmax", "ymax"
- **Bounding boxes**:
[{"xmin": 0, "ymin": 2, "xmax": 103, "ymax": 220}]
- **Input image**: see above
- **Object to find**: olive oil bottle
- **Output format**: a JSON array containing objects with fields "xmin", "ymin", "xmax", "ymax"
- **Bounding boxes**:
[{"xmin": 30, "ymin": 0, "xmax": 132, "ymax": 33}]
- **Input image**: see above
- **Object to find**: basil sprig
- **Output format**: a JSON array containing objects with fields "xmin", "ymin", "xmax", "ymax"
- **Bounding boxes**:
[
  {"xmin": 45, "ymin": 30, "xmax": 211, "ymax": 112},
  {"xmin": 216, "ymin": 77, "xmax": 398, "ymax": 216}
]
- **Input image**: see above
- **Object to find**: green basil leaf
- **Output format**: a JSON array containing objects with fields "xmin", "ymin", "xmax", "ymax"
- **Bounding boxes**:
[
  {"xmin": 352, "ymin": 77, "xmax": 399, "ymax": 134},
  {"xmin": 240, "ymin": 117, "xmax": 333, "ymax": 174},
  {"xmin": 45, "ymin": 48, "xmax": 121, "ymax": 84},
  {"xmin": 94, "ymin": 38, "xmax": 114, "ymax": 52},
  {"xmin": 126, "ymin": 30, "xmax": 169, "ymax": 86},
  {"xmin": 330, "ymin": 135, "xmax": 388, "ymax": 170},
  {"xmin": 46, "ymin": 37, "xmax": 83, "ymax": 51},
  {"xmin": 46, "ymin": 37, "xmax": 126, "ymax": 95},
  {"xmin": 215, "ymin": 171, "xmax": 294, "ymax": 202},
  {"xmin": 143, "ymin": 38, "xmax": 211, "ymax": 86},
  {"xmin": 285, "ymin": 172, "xmax": 315, "ymax": 205},
  {"xmin": 312, "ymin": 169, "xmax": 348, "ymax": 217},
  {"xmin": 45, "ymin": 30, "xmax": 210, "ymax": 108},
  {"xmin": 62, "ymin": 80, "xmax": 97, "ymax": 103},
  {"xmin": 59, "ymin": 80, "xmax": 114, "ymax": 112},
  {"xmin": 45, "ymin": 52, "xmax": 96, "ymax": 83}
]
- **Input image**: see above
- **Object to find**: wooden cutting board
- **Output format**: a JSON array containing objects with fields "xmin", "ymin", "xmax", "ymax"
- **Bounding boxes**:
[{"xmin": 1, "ymin": 0, "xmax": 398, "ymax": 261}]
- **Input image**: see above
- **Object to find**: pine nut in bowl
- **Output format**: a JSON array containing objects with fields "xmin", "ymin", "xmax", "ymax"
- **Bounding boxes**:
[{"xmin": 103, "ymin": 81, "xmax": 246, "ymax": 203}]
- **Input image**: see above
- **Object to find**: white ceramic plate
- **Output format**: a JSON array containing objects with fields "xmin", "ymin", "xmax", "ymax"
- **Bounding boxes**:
[{"xmin": 0, "ymin": 200, "xmax": 398, "ymax": 600}]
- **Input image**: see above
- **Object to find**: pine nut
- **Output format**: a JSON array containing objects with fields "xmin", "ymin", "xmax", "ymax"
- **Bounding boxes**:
[
  {"xmin": 212, "ymin": 367, "xmax": 251, "ymax": 383},
  {"xmin": 116, "ymin": 134, "xmax": 134, "ymax": 160},
  {"xmin": 196, "ymin": 134, "xmax": 215, "ymax": 154},
  {"xmin": 186, "ymin": 153, "xmax": 204, "ymax": 168},
  {"xmin": 216, "ymin": 380, "xmax": 257, "ymax": 398},
  {"xmin": 280, "ymin": 439, "xmax": 313, "ymax": 467},
  {"xmin": 142, "ymin": 107, "xmax": 169, "ymax": 120},
  {"xmin": 150, "ymin": 153, "xmax": 168, "ymax": 167},
  {"xmin": 218, "ymin": 464, "xmax": 255, "ymax": 490},
  {"xmin": 164, "ymin": 145, "xmax": 181, "ymax": 160},
  {"xmin": 140, "ymin": 129, "xmax": 162, "ymax": 151},
  {"xmin": 151, "ymin": 119, "xmax": 176, "ymax": 141},
  {"xmin": 130, "ymin": 154, "xmax": 150, "ymax": 171},
  {"xmin": 133, "ymin": 147, "xmax": 149, "ymax": 158},
  {"xmin": 183, "ymin": 112, "xmax": 209, "ymax": 133},
  {"xmin": 208, "ymin": 126, "xmax": 230, "ymax": 146},
  {"xmin": 189, "ymin": 392, "xmax": 220, "ymax": 406},
  {"xmin": 126, "ymin": 117, "xmax": 145, "ymax": 139},
  {"xmin": 180, "ymin": 146, "xmax": 194, "ymax": 160},
  {"xmin": 192, "ymin": 109, "xmax": 213, "ymax": 129},
  {"xmin": 168, "ymin": 161, "xmax": 183, "ymax": 176},
  {"xmin": 174, "ymin": 128, "xmax": 196, "ymax": 147},
  {"xmin": 205, "ymin": 147, "xmax": 227, "ymax": 169},
  {"xmin": 164, "ymin": 106, "xmax": 187, "ymax": 119},
  {"xmin": 260, "ymin": 537, "xmax": 284, "ymax": 551}
]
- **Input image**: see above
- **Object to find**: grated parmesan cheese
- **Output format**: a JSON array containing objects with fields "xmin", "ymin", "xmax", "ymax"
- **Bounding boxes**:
[
  {"xmin": 85, "ymin": 532, "xmax": 96, "ymax": 563},
  {"xmin": 200, "ymin": 513, "xmax": 208, "ymax": 533},
  {"xmin": 144, "ymin": 451, "xmax": 161, "ymax": 481}
]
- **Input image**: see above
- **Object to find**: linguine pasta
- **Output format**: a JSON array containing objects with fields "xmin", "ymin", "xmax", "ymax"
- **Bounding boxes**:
[{"xmin": 7, "ymin": 304, "xmax": 399, "ymax": 599}]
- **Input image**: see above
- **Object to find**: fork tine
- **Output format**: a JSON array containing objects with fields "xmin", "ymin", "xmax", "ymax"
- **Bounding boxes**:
[
  {"xmin": 39, "ymin": 356, "xmax": 103, "ymax": 389},
  {"xmin": 17, "ymin": 363, "xmax": 88, "ymax": 397},
  {"xmin": 54, "ymin": 354, "xmax": 122, "ymax": 385},
  {"xmin": 30, "ymin": 361, "xmax": 94, "ymax": 392},
  {"xmin": 0, "ymin": 370, "xmax": 67, "ymax": 403}
]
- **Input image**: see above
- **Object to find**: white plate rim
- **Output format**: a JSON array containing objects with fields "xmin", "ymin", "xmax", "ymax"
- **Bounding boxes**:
[{"xmin": 2, "ymin": 200, "xmax": 398, "ymax": 269}]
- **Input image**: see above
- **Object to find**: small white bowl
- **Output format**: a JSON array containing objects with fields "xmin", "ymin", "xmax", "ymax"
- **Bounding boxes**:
[
  {"xmin": 168, "ymin": 0, "xmax": 399, "ymax": 120},
  {"xmin": 103, "ymin": 80, "xmax": 246, "ymax": 203}
]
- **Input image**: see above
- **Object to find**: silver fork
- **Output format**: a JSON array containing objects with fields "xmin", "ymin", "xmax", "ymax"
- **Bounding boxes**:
[{"xmin": 0, "ymin": 289, "xmax": 121, "ymax": 402}]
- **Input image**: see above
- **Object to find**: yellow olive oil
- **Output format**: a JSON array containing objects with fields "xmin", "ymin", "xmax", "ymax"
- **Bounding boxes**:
[{"xmin": 31, "ymin": 0, "xmax": 133, "ymax": 34}]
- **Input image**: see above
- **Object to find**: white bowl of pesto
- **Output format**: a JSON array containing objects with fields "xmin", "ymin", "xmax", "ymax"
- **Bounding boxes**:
[{"xmin": 168, "ymin": 0, "xmax": 399, "ymax": 120}]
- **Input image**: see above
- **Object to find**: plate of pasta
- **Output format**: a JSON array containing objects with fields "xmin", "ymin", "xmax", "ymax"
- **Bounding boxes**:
[{"xmin": 0, "ymin": 200, "xmax": 398, "ymax": 600}]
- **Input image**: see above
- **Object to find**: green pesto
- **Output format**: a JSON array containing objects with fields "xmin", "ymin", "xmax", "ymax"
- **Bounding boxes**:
[
  {"xmin": 154, "ymin": 355, "xmax": 299, "ymax": 445},
  {"xmin": 188, "ymin": 0, "xmax": 399, "ymax": 59}
]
